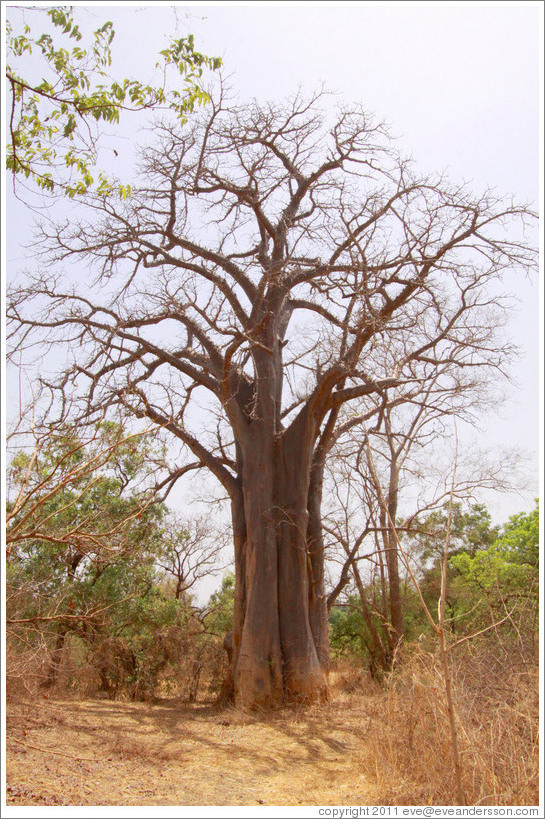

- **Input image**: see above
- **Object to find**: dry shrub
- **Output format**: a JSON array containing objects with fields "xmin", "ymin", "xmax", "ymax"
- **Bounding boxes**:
[
  {"xmin": 329, "ymin": 657, "xmax": 383, "ymax": 699},
  {"xmin": 6, "ymin": 641, "xmax": 50, "ymax": 700},
  {"xmin": 124, "ymin": 626, "xmax": 229, "ymax": 703},
  {"xmin": 6, "ymin": 628, "xmax": 73, "ymax": 746},
  {"xmin": 23, "ymin": 625, "xmax": 230, "ymax": 703},
  {"xmin": 361, "ymin": 639, "xmax": 539, "ymax": 806},
  {"xmin": 169, "ymin": 632, "xmax": 227, "ymax": 703},
  {"xmin": 7, "ymin": 625, "xmax": 97, "ymax": 702},
  {"xmin": 88, "ymin": 636, "xmax": 138, "ymax": 698}
]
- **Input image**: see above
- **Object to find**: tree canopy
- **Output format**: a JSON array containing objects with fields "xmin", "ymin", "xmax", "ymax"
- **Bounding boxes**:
[
  {"xmin": 6, "ymin": 420, "xmax": 229, "ymax": 700},
  {"xmin": 451, "ymin": 500, "xmax": 539, "ymax": 597}
]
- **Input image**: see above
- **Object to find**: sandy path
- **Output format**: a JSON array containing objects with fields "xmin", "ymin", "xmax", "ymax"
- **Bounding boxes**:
[{"xmin": 6, "ymin": 695, "xmax": 378, "ymax": 807}]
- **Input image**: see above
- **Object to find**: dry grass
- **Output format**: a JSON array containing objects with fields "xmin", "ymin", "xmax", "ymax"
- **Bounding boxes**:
[
  {"xmin": 361, "ymin": 642, "xmax": 539, "ymax": 806},
  {"xmin": 5, "ymin": 676, "xmax": 378, "ymax": 807},
  {"xmin": 5, "ymin": 650, "xmax": 539, "ymax": 807}
]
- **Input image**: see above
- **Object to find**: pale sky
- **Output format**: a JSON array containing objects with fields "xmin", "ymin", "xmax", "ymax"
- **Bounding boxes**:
[{"xmin": 4, "ymin": 1, "xmax": 543, "ymax": 539}]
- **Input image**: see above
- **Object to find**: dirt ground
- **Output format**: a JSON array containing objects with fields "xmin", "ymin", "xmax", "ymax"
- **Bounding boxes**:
[{"xmin": 6, "ymin": 689, "xmax": 380, "ymax": 807}]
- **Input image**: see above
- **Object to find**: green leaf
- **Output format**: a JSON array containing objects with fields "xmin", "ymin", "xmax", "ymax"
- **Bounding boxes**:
[{"xmin": 6, "ymin": 7, "xmax": 221, "ymax": 198}]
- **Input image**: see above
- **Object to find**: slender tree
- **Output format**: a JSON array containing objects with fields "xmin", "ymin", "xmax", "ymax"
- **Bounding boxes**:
[
  {"xmin": 330, "ymin": 364, "xmax": 517, "ymax": 642},
  {"xmin": 7, "ymin": 87, "xmax": 536, "ymax": 707},
  {"xmin": 323, "ymin": 416, "xmax": 519, "ymax": 673}
]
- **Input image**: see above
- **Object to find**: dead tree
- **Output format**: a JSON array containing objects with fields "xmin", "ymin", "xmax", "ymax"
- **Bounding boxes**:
[{"xmin": 7, "ymin": 86, "xmax": 536, "ymax": 708}]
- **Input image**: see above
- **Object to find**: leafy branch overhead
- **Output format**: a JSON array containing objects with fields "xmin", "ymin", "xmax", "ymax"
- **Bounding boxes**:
[
  {"xmin": 5, "ymin": 6, "xmax": 222, "ymax": 197},
  {"xmin": 5, "ymin": 421, "xmax": 166, "ymax": 563}
]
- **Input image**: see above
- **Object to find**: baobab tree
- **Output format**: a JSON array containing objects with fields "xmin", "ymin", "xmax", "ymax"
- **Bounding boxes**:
[{"xmin": 7, "ymin": 86, "xmax": 536, "ymax": 708}]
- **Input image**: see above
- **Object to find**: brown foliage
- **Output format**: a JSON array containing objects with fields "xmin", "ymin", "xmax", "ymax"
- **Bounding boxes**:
[
  {"xmin": 361, "ymin": 641, "xmax": 539, "ymax": 805},
  {"xmin": 6, "ymin": 623, "xmax": 229, "ymax": 706}
]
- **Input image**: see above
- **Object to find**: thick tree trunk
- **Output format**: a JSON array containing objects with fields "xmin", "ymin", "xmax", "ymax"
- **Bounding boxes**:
[
  {"xmin": 234, "ymin": 422, "xmax": 284, "ymax": 708},
  {"xmin": 231, "ymin": 416, "xmax": 328, "ymax": 709},
  {"xmin": 276, "ymin": 421, "xmax": 328, "ymax": 703}
]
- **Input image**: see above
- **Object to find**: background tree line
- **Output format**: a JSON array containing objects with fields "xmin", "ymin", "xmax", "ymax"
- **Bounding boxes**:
[
  {"xmin": 6, "ymin": 418, "xmax": 233, "ymax": 701},
  {"xmin": 6, "ymin": 412, "xmax": 538, "ymax": 704}
]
